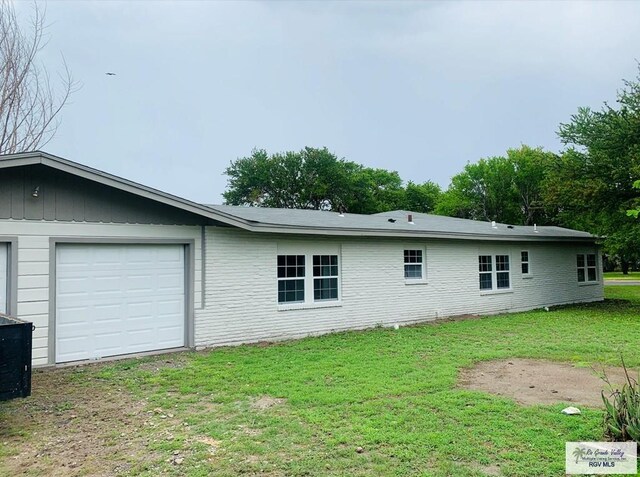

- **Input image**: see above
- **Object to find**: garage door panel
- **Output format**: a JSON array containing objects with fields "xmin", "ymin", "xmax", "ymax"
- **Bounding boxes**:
[
  {"xmin": 93, "ymin": 275, "xmax": 123, "ymax": 290},
  {"xmin": 128, "ymin": 329, "xmax": 154, "ymax": 342},
  {"xmin": 157, "ymin": 300, "xmax": 183, "ymax": 315},
  {"xmin": 56, "ymin": 306, "xmax": 92, "ymax": 326},
  {"xmin": 57, "ymin": 336, "xmax": 90, "ymax": 361},
  {"xmin": 158, "ymin": 274, "xmax": 183, "ymax": 291},
  {"xmin": 57, "ymin": 276, "xmax": 90, "ymax": 295},
  {"xmin": 56, "ymin": 244, "xmax": 185, "ymax": 363},
  {"xmin": 157, "ymin": 324, "xmax": 183, "ymax": 337}
]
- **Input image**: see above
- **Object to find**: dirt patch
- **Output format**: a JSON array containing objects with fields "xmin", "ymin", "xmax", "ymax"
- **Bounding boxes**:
[
  {"xmin": 469, "ymin": 462, "xmax": 502, "ymax": 476},
  {"xmin": 250, "ymin": 396, "xmax": 286, "ymax": 411},
  {"xmin": 459, "ymin": 358, "xmax": 634, "ymax": 407},
  {"xmin": 0, "ymin": 367, "xmax": 162, "ymax": 476},
  {"xmin": 238, "ymin": 424, "xmax": 262, "ymax": 436},
  {"xmin": 194, "ymin": 436, "xmax": 221, "ymax": 455},
  {"xmin": 133, "ymin": 352, "xmax": 190, "ymax": 372}
]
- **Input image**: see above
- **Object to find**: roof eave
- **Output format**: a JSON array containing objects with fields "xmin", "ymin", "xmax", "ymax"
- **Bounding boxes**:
[
  {"xmin": 239, "ymin": 222, "xmax": 597, "ymax": 242},
  {"xmin": 0, "ymin": 151, "xmax": 255, "ymax": 231},
  {"xmin": 0, "ymin": 152, "xmax": 600, "ymax": 243}
]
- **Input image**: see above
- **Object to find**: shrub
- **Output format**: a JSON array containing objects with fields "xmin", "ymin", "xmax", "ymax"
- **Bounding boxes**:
[{"xmin": 602, "ymin": 358, "xmax": 640, "ymax": 442}]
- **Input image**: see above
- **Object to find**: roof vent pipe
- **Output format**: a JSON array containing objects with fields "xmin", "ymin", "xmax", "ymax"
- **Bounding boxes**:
[
  {"xmin": 534, "ymin": 224, "xmax": 538, "ymax": 233},
  {"xmin": 407, "ymin": 214, "xmax": 414, "ymax": 224},
  {"xmin": 491, "ymin": 221, "xmax": 497, "ymax": 228}
]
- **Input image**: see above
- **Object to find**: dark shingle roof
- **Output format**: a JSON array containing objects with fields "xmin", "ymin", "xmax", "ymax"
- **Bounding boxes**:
[
  {"xmin": 204, "ymin": 205, "xmax": 596, "ymax": 242},
  {"xmin": 0, "ymin": 151, "xmax": 598, "ymax": 243}
]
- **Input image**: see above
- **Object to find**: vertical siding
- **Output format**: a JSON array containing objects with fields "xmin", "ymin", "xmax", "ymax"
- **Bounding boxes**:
[
  {"xmin": 194, "ymin": 228, "xmax": 604, "ymax": 348},
  {"xmin": 0, "ymin": 165, "xmax": 207, "ymax": 225},
  {"xmin": 0, "ymin": 221, "xmax": 202, "ymax": 366}
]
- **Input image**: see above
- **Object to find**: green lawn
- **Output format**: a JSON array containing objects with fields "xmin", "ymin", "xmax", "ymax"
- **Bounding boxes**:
[
  {"xmin": 2, "ymin": 287, "xmax": 640, "ymax": 476},
  {"xmin": 604, "ymin": 271, "xmax": 640, "ymax": 280}
]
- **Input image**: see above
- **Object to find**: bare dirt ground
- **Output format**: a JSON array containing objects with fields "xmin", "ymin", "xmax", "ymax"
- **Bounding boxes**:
[
  {"xmin": 459, "ymin": 358, "xmax": 634, "ymax": 407},
  {"xmin": 0, "ymin": 367, "xmax": 166, "ymax": 477}
]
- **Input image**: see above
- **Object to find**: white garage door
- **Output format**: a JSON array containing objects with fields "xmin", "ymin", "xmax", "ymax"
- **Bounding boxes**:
[
  {"xmin": 56, "ymin": 244, "xmax": 185, "ymax": 363},
  {"xmin": 0, "ymin": 243, "xmax": 7, "ymax": 314}
]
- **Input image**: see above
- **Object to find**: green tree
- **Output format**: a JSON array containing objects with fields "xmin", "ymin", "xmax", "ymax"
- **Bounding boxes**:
[
  {"xmin": 344, "ymin": 167, "xmax": 406, "ymax": 214},
  {"xmin": 403, "ymin": 181, "xmax": 442, "ymax": 213},
  {"xmin": 223, "ymin": 147, "xmax": 407, "ymax": 213},
  {"xmin": 435, "ymin": 146, "xmax": 554, "ymax": 225},
  {"xmin": 546, "ymin": 67, "xmax": 640, "ymax": 272}
]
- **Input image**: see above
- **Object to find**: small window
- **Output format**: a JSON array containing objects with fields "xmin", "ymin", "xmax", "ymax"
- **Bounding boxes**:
[
  {"xmin": 313, "ymin": 255, "xmax": 339, "ymax": 301},
  {"xmin": 587, "ymin": 254, "xmax": 597, "ymax": 281},
  {"xmin": 479, "ymin": 255, "xmax": 493, "ymax": 290},
  {"xmin": 404, "ymin": 249, "xmax": 424, "ymax": 280},
  {"xmin": 577, "ymin": 255, "xmax": 585, "ymax": 282},
  {"xmin": 277, "ymin": 255, "xmax": 305, "ymax": 303},
  {"xmin": 577, "ymin": 253, "xmax": 597, "ymax": 283},
  {"xmin": 521, "ymin": 251, "xmax": 530, "ymax": 275}
]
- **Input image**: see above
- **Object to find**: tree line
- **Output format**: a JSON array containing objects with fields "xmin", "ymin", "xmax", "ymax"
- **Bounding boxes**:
[
  {"xmin": 223, "ymin": 147, "xmax": 441, "ymax": 215},
  {"xmin": 224, "ymin": 67, "xmax": 640, "ymax": 271}
]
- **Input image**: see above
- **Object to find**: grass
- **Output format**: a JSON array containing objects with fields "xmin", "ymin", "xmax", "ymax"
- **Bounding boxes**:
[
  {"xmin": 604, "ymin": 271, "xmax": 640, "ymax": 280},
  {"xmin": 2, "ymin": 287, "xmax": 640, "ymax": 476}
]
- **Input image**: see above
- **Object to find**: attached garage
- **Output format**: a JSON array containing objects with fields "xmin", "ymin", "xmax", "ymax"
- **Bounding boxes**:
[{"xmin": 54, "ymin": 243, "xmax": 187, "ymax": 363}]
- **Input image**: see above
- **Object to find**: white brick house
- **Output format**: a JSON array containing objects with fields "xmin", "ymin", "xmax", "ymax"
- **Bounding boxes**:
[{"xmin": 0, "ymin": 152, "xmax": 603, "ymax": 366}]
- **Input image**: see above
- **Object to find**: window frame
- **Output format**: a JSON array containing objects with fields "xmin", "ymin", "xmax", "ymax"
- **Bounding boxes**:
[
  {"xmin": 0, "ymin": 238, "xmax": 17, "ymax": 316},
  {"xmin": 276, "ymin": 249, "xmax": 341, "ymax": 310},
  {"xmin": 479, "ymin": 255, "xmax": 493, "ymax": 290},
  {"xmin": 313, "ymin": 255, "xmax": 339, "ymax": 301},
  {"xmin": 521, "ymin": 250, "xmax": 531, "ymax": 277},
  {"xmin": 577, "ymin": 253, "xmax": 598, "ymax": 284},
  {"xmin": 479, "ymin": 253, "xmax": 512, "ymax": 294},
  {"xmin": 404, "ymin": 247, "xmax": 427, "ymax": 284},
  {"xmin": 277, "ymin": 254, "xmax": 306, "ymax": 304}
]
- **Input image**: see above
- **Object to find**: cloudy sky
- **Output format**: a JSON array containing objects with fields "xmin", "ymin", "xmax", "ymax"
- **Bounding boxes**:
[{"xmin": 16, "ymin": 1, "xmax": 640, "ymax": 204}]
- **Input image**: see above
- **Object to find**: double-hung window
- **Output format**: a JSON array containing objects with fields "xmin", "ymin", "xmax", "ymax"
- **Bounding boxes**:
[
  {"xmin": 496, "ymin": 255, "xmax": 510, "ymax": 288},
  {"xmin": 277, "ymin": 255, "xmax": 305, "ymax": 304},
  {"xmin": 404, "ymin": 249, "xmax": 424, "ymax": 280},
  {"xmin": 277, "ymin": 252, "xmax": 340, "ymax": 306},
  {"xmin": 577, "ymin": 253, "xmax": 597, "ymax": 283},
  {"xmin": 479, "ymin": 254, "xmax": 511, "ymax": 291},
  {"xmin": 479, "ymin": 255, "xmax": 493, "ymax": 290},
  {"xmin": 313, "ymin": 255, "xmax": 339, "ymax": 301}
]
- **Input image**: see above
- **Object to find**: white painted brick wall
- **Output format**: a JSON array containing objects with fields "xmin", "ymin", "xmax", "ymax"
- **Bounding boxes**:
[
  {"xmin": 0, "ymin": 220, "xmax": 604, "ymax": 366},
  {"xmin": 194, "ymin": 228, "xmax": 604, "ymax": 347}
]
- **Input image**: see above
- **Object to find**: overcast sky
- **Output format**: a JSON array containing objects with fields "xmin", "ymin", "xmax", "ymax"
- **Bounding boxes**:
[{"xmin": 17, "ymin": 1, "xmax": 640, "ymax": 204}]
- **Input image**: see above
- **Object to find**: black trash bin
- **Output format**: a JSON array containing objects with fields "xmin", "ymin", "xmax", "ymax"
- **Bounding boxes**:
[{"xmin": 0, "ymin": 315, "xmax": 33, "ymax": 400}]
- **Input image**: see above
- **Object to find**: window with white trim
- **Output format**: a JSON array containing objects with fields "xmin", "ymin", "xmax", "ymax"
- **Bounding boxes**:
[
  {"xmin": 277, "ymin": 255, "xmax": 305, "ymax": 303},
  {"xmin": 521, "ymin": 251, "xmax": 530, "ymax": 275},
  {"xmin": 277, "ymin": 252, "xmax": 340, "ymax": 305},
  {"xmin": 479, "ymin": 254, "xmax": 510, "ymax": 291},
  {"xmin": 577, "ymin": 253, "xmax": 597, "ymax": 283},
  {"xmin": 313, "ymin": 255, "xmax": 339, "ymax": 301},
  {"xmin": 479, "ymin": 255, "xmax": 492, "ymax": 290},
  {"xmin": 404, "ymin": 249, "xmax": 424, "ymax": 280},
  {"xmin": 496, "ymin": 255, "xmax": 510, "ymax": 288}
]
